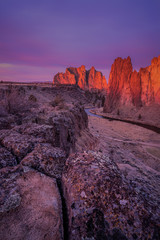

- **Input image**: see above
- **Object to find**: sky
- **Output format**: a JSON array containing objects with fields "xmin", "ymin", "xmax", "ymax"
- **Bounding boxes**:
[{"xmin": 0, "ymin": 0, "xmax": 160, "ymax": 82}]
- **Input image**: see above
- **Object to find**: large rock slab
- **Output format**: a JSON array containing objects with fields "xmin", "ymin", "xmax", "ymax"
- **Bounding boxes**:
[
  {"xmin": 62, "ymin": 151, "xmax": 160, "ymax": 240},
  {"xmin": 0, "ymin": 166, "xmax": 63, "ymax": 240}
]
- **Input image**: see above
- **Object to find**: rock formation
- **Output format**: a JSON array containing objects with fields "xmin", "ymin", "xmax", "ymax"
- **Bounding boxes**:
[
  {"xmin": 0, "ymin": 166, "xmax": 63, "ymax": 240},
  {"xmin": 62, "ymin": 151, "xmax": 160, "ymax": 239},
  {"xmin": 0, "ymin": 81, "xmax": 160, "ymax": 239},
  {"xmin": 104, "ymin": 55, "xmax": 160, "ymax": 113},
  {"xmin": 0, "ymin": 87, "xmax": 93, "ymax": 240},
  {"xmin": 53, "ymin": 65, "xmax": 107, "ymax": 90}
]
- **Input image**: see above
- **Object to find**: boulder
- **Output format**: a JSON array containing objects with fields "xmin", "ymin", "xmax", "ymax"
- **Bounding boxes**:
[
  {"xmin": 0, "ymin": 166, "xmax": 63, "ymax": 240},
  {"xmin": 21, "ymin": 143, "xmax": 66, "ymax": 179},
  {"xmin": 62, "ymin": 151, "xmax": 160, "ymax": 240}
]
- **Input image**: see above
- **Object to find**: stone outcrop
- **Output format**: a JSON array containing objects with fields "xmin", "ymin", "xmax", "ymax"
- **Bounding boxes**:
[
  {"xmin": 0, "ymin": 146, "xmax": 17, "ymax": 169},
  {"xmin": 62, "ymin": 151, "xmax": 160, "ymax": 240},
  {"xmin": 104, "ymin": 56, "xmax": 160, "ymax": 112},
  {"xmin": 0, "ymin": 105, "xmax": 88, "ymax": 158},
  {"xmin": 53, "ymin": 66, "xmax": 107, "ymax": 90},
  {"xmin": 0, "ymin": 93, "xmax": 94, "ymax": 240},
  {"xmin": 21, "ymin": 144, "xmax": 66, "ymax": 179},
  {"xmin": 0, "ymin": 166, "xmax": 63, "ymax": 240}
]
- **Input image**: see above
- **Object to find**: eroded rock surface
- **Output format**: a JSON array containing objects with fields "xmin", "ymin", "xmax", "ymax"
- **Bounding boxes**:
[
  {"xmin": 62, "ymin": 151, "xmax": 160, "ymax": 240},
  {"xmin": 0, "ymin": 166, "xmax": 63, "ymax": 240},
  {"xmin": 53, "ymin": 66, "xmax": 107, "ymax": 90},
  {"xmin": 0, "ymin": 146, "xmax": 17, "ymax": 169},
  {"xmin": 0, "ymin": 99, "xmax": 93, "ymax": 239}
]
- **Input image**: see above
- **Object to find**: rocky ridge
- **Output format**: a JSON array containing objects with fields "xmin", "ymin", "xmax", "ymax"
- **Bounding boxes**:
[
  {"xmin": 53, "ymin": 65, "xmax": 107, "ymax": 90},
  {"xmin": 0, "ymin": 86, "xmax": 94, "ymax": 239}
]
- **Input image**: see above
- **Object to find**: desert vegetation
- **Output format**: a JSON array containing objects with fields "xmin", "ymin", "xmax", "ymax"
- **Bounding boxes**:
[{"xmin": 50, "ymin": 94, "xmax": 69, "ymax": 110}]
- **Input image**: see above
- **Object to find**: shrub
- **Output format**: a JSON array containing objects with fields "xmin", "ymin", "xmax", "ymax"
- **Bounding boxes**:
[
  {"xmin": 28, "ymin": 94, "xmax": 37, "ymax": 102},
  {"xmin": 50, "ymin": 95, "xmax": 64, "ymax": 107},
  {"xmin": 19, "ymin": 86, "xmax": 25, "ymax": 94},
  {"xmin": 50, "ymin": 95, "xmax": 68, "ymax": 110},
  {"xmin": 138, "ymin": 114, "xmax": 142, "ymax": 120},
  {"xmin": 102, "ymin": 96, "xmax": 105, "ymax": 107}
]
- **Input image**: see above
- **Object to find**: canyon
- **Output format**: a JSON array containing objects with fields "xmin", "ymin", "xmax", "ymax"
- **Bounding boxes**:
[
  {"xmin": 0, "ymin": 55, "xmax": 160, "ymax": 240},
  {"xmin": 53, "ymin": 56, "xmax": 160, "ymax": 127}
]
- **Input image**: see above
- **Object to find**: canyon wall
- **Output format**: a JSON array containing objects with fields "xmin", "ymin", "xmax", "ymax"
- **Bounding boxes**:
[
  {"xmin": 53, "ymin": 65, "xmax": 107, "ymax": 90},
  {"xmin": 104, "ymin": 56, "xmax": 160, "ymax": 113}
]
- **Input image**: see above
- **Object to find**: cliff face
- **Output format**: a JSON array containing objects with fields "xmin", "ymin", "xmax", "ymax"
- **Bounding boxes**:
[
  {"xmin": 104, "ymin": 56, "xmax": 160, "ymax": 112},
  {"xmin": 53, "ymin": 66, "xmax": 107, "ymax": 90}
]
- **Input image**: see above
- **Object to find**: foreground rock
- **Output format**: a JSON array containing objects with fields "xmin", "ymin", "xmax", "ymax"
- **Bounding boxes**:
[
  {"xmin": 0, "ymin": 98, "xmax": 95, "ymax": 239},
  {"xmin": 21, "ymin": 144, "xmax": 66, "ymax": 179},
  {"xmin": 0, "ymin": 146, "xmax": 17, "ymax": 169},
  {"xmin": 0, "ymin": 166, "xmax": 63, "ymax": 240},
  {"xmin": 62, "ymin": 151, "xmax": 160, "ymax": 240},
  {"xmin": 53, "ymin": 65, "xmax": 107, "ymax": 90},
  {"xmin": 104, "ymin": 55, "xmax": 160, "ymax": 112}
]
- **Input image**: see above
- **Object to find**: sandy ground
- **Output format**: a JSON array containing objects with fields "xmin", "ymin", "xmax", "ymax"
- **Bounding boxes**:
[{"xmin": 87, "ymin": 114, "xmax": 160, "ymax": 205}]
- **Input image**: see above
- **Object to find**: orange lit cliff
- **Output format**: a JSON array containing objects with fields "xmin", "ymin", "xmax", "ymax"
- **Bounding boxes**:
[{"xmin": 104, "ymin": 56, "xmax": 160, "ymax": 112}]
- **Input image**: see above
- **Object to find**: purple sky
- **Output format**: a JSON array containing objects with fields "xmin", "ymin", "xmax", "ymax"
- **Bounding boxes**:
[{"xmin": 0, "ymin": 0, "xmax": 160, "ymax": 82}]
